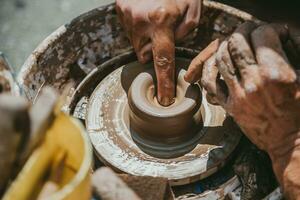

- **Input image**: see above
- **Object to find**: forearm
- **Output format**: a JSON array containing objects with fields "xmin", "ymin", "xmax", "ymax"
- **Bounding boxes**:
[{"xmin": 270, "ymin": 132, "xmax": 300, "ymax": 200}]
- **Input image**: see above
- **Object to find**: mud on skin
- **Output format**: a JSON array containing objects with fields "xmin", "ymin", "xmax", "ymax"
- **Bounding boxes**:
[
  {"xmin": 116, "ymin": 0, "xmax": 202, "ymax": 106},
  {"xmin": 186, "ymin": 22, "xmax": 300, "ymax": 199}
]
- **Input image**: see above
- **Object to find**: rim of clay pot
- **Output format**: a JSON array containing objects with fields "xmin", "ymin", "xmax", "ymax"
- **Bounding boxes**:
[
  {"xmin": 126, "ymin": 63, "xmax": 203, "ymax": 157},
  {"xmin": 128, "ymin": 69, "xmax": 201, "ymax": 118}
]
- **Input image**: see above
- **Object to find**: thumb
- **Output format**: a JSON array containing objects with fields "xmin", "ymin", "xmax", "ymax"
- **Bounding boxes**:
[{"xmin": 184, "ymin": 39, "xmax": 219, "ymax": 83}]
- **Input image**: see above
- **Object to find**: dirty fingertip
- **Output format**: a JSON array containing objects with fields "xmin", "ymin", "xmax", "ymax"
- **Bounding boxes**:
[
  {"xmin": 207, "ymin": 39, "xmax": 220, "ymax": 53},
  {"xmin": 211, "ymin": 38, "xmax": 220, "ymax": 47},
  {"xmin": 184, "ymin": 69, "xmax": 195, "ymax": 83},
  {"xmin": 137, "ymin": 52, "xmax": 150, "ymax": 64},
  {"xmin": 159, "ymin": 96, "xmax": 175, "ymax": 107},
  {"xmin": 137, "ymin": 43, "xmax": 152, "ymax": 64}
]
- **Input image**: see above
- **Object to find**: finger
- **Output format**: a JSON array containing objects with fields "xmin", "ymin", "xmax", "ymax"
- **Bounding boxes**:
[
  {"xmin": 116, "ymin": 5, "xmax": 124, "ymax": 26},
  {"xmin": 269, "ymin": 23, "xmax": 289, "ymax": 43},
  {"xmin": 228, "ymin": 22, "xmax": 260, "ymax": 92},
  {"xmin": 251, "ymin": 24, "xmax": 297, "ymax": 115},
  {"xmin": 115, "ymin": 0, "xmax": 126, "ymax": 26},
  {"xmin": 129, "ymin": 8, "xmax": 152, "ymax": 63},
  {"xmin": 201, "ymin": 54, "xmax": 227, "ymax": 105},
  {"xmin": 131, "ymin": 35, "xmax": 151, "ymax": 63},
  {"xmin": 148, "ymin": 6, "xmax": 179, "ymax": 106},
  {"xmin": 175, "ymin": 0, "xmax": 201, "ymax": 40},
  {"xmin": 216, "ymin": 41, "xmax": 243, "ymax": 97},
  {"xmin": 251, "ymin": 24, "xmax": 296, "ymax": 81},
  {"xmin": 275, "ymin": 24, "xmax": 300, "ymax": 68},
  {"xmin": 120, "ymin": 7, "xmax": 134, "ymax": 45},
  {"xmin": 184, "ymin": 39, "xmax": 219, "ymax": 83},
  {"xmin": 152, "ymin": 27, "xmax": 176, "ymax": 106},
  {"xmin": 139, "ymin": 42, "xmax": 152, "ymax": 64}
]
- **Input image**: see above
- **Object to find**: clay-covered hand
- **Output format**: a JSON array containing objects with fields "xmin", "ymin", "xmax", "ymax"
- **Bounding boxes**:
[
  {"xmin": 186, "ymin": 22, "xmax": 300, "ymax": 199},
  {"xmin": 116, "ymin": 0, "xmax": 201, "ymax": 106}
]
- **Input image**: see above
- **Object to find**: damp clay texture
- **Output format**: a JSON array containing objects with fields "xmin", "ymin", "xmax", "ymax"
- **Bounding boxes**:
[
  {"xmin": 86, "ymin": 52, "xmax": 241, "ymax": 184},
  {"xmin": 15, "ymin": 0, "xmax": 257, "ymax": 189},
  {"xmin": 128, "ymin": 67, "xmax": 203, "ymax": 157}
]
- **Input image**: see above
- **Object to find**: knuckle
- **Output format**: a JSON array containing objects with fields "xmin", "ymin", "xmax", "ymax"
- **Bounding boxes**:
[
  {"xmin": 243, "ymin": 82, "xmax": 258, "ymax": 93},
  {"xmin": 155, "ymin": 55, "xmax": 173, "ymax": 68},
  {"xmin": 261, "ymin": 67, "xmax": 296, "ymax": 84},
  {"xmin": 149, "ymin": 8, "xmax": 168, "ymax": 24},
  {"xmin": 149, "ymin": 7, "xmax": 179, "ymax": 25},
  {"xmin": 131, "ymin": 12, "xmax": 146, "ymax": 26}
]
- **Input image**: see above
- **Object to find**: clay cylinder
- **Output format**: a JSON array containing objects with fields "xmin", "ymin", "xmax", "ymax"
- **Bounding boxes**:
[{"xmin": 128, "ymin": 69, "xmax": 202, "ymax": 144}]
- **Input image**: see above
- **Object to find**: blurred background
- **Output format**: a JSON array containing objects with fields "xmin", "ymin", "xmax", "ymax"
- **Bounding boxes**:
[{"xmin": 0, "ymin": 0, "xmax": 113, "ymax": 71}]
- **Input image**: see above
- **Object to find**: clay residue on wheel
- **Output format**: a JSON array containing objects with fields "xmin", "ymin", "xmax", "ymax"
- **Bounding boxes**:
[{"xmin": 86, "ymin": 56, "xmax": 242, "ymax": 184}]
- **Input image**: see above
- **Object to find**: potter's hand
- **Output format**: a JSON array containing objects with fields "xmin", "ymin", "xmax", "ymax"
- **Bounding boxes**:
[
  {"xmin": 187, "ymin": 22, "xmax": 300, "ymax": 199},
  {"xmin": 116, "ymin": 0, "xmax": 201, "ymax": 106}
]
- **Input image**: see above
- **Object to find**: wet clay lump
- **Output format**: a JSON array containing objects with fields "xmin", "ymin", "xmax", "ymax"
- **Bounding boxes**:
[{"xmin": 128, "ymin": 68, "xmax": 202, "ymax": 145}]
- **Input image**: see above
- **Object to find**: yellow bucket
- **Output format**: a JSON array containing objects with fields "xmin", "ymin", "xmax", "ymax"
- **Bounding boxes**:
[{"xmin": 3, "ymin": 113, "xmax": 92, "ymax": 200}]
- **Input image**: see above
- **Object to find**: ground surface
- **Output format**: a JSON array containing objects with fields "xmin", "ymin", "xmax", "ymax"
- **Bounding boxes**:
[{"xmin": 0, "ymin": 0, "xmax": 113, "ymax": 71}]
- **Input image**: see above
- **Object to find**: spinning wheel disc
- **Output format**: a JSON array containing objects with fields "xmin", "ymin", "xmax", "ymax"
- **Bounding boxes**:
[{"xmin": 86, "ymin": 58, "xmax": 241, "ymax": 185}]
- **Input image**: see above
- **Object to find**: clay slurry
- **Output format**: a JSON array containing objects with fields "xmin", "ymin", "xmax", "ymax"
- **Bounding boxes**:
[{"xmin": 86, "ymin": 52, "xmax": 241, "ymax": 179}]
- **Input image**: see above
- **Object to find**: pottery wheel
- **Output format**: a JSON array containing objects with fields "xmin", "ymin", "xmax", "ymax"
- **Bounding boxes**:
[{"xmin": 86, "ymin": 58, "xmax": 241, "ymax": 185}]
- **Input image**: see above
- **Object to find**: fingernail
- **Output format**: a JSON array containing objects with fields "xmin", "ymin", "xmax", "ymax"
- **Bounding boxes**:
[
  {"xmin": 184, "ymin": 73, "xmax": 195, "ymax": 83},
  {"xmin": 184, "ymin": 74, "xmax": 191, "ymax": 82},
  {"xmin": 137, "ymin": 54, "xmax": 147, "ymax": 64},
  {"xmin": 138, "ymin": 53, "xmax": 151, "ymax": 64},
  {"xmin": 142, "ymin": 51, "xmax": 152, "ymax": 63},
  {"xmin": 158, "ymin": 96, "xmax": 175, "ymax": 107}
]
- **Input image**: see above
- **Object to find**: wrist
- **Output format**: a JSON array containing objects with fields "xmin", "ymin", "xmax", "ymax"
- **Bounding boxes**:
[
  {"xmin": 269, "ymin": 131, "xmax": 300, "ymax": 199},
  {"xmin": 265, "ymin": 113, "xmax": 300, "ymax": 157}
]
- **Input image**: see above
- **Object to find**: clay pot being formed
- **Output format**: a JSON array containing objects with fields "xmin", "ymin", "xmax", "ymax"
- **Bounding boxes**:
[{"xmin": 128, "ymin": 68, "xmax": 203, "ymax": 155}]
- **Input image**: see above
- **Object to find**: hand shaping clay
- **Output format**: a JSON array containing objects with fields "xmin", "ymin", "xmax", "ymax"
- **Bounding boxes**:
[
  {"xmin": 86, "ymin": 53, "xmax": 241, "ymax": 181},
  {"xmin": 128, "ymin": 68, "xmax": 203, "ymax": 156}
]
